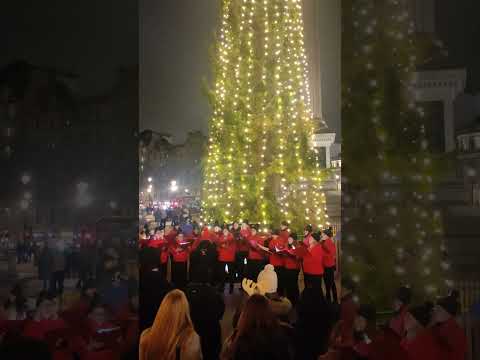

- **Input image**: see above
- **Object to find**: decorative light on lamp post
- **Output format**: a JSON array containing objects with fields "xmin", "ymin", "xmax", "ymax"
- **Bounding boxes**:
[
  {"xmin": 170, "ymin": 180, "xmax": 178, "ymax": 193},
  {"xmin": 20, "ymin": 199, "xmax": 29, "ymax": 210},
  {"xmin": 148, "ymin": 177, "xmax": 153, "ymax": 183},
  {"xmin": 109, "ymin": 201, "xmax": 117, "ymax": 209},
  {"xmin": 21, "ymin": 174, "xmax": 31, "ymax": 185},
  {"xmin": 76, "ymin": 181, "xmax": 92, "ymax": 208}
]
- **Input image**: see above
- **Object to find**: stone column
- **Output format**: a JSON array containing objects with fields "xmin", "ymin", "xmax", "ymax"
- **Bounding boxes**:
[{"xmin": 444, "ymin": 100, "xmax": 455, "ymax": 152}]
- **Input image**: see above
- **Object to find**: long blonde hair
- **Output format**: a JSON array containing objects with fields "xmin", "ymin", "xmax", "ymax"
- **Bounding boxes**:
[{"xmin": 141, "ymin": 289, "xmax": 195, "ymax": 360}]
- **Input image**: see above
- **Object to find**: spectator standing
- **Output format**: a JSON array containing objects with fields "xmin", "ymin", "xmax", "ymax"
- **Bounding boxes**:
[
  {"xmin": 139, "ymin": 289, "xmax": 202, "ymax": 360},
  {"xmin": 222, "ymin": 294, "xmax": 292, "ymax": 360},
  {"xmin": 50, "ymin": 240, "xmax": 66, "ymax": 297},
  {"xmin": 186, "ymin": 282, "xmax": 225, "ymax": 360},
  {"xmin": 37, "ymin": 241, "xmax": 53, "ymax": 291}
]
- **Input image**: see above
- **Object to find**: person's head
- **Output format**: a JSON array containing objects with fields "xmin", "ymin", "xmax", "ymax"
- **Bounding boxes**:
[
  {"xmin": 82, "ymin": 279, "xmax": 97, "ymax": 298},
  {"xmin": 433, "ymin": 292, "xmax": 461, "ymax": 323},
  {"xmin": 354, "ymin": 304, "xmax": 376, "ymax": 333},
  {"xmin": 405, "ymin": 302, "xmax": 434, "ymax": 332},
  {"xmin": 393, "ymin": 286, "xmax": 412, "ymax": 312},
  {"xmin": 155, "ymin": 228, "xmax": 164, "ymax": 238},
  {"xmin": 88, "ymin": 303, "xmax": 110, "ymax": 325},
  {"xmin": 304, "ymin": 224, "xmax": 313, "ymax": 236},
  {"xmin": 288, "ymin": 232, "xmax": 298, "ymax": 245},
  {"xmin": 233, "ymin": 221, "xmax": 239, "ymax": 230},
  {"xmin": 257, "ymin": 264, "xmax": 278, "ymax": 295},
  {"xmin": 236, "ymin": 294, "xmax": 278, "ymax": 339},
  {"xmin": 271, "ymin": 229, "xmax": 280, "ymax": 238},
  {"xmin": 144, "ymin": 290, "xmax": 194, "ymax": 359},
  {"xmin": 341, "ymin": 276, "xmax": 356, "ymax": 297},
  {"xmin": 223, "ymin": 227, "xmax": 230, "ymax": 236},
  {"xmin": 323, "ymin": 227, "xmax": 333, "ymax": 238},
  {"xmin": 241, "ymin": 222, "xmax": 249, "ymax": 230},
  {"xmin": 35, "ymin": 292, "xmax": 58, "ymax": 320},
  {"xmin": 251, "ymin": 227, "xmax": 257, "ymax": 236},
  {"xmin": 280, "ymin": 221, "xmax": 288, "ymax": 230},
  {"xmin": 176, "ymin": 233, "xmax": 184, "ymax": 243}
]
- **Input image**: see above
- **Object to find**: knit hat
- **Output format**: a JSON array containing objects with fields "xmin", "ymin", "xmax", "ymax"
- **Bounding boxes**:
[
  {"xmin": 395, "ymin": 286, "xmax": 412, "ymax": 305},
  {"xmin": 437, "ymin": 294, "xmax": 461, "ymax": 316},
  {"xmin": 409, "ymin": 302, "xmax": 434, "ymax": 327},
  {"xmin": 257, "ymin": 264, "xmax": 278, "ymax": 294}
]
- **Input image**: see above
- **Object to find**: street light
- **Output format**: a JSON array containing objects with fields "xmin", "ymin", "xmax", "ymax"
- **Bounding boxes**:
[
  {"xmin": 21, "ymin": 174, "xmax": 31, "ymax": 185},
  {"xmin": 170, "ymin": 180, "xmax": 178, "ymax": 192},
  {"xmin": 20, "ymin": 199, "xmax": 29, "ymax": 210},
  {"xmin": 148, "ymin": 177, "xmax": 153, "ymax": 183}
]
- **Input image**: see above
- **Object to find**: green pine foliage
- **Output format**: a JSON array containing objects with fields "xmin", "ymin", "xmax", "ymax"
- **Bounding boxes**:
[
  {"xmin": 202, "ymin": 0, "xmax": 329, "ymax": 233},
  {"xmin": 342, "ymin": 0, "xmax": 452, "ymax": 306}
]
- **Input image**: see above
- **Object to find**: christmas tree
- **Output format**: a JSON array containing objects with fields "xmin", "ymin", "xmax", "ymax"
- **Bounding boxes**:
[
  {"xmin": 342, "ymin": 0, "xmax": 452, "ymax": 306},
  {"xmin": 202, "ymin": 0, "xmax": 329, "ymax": 232}
]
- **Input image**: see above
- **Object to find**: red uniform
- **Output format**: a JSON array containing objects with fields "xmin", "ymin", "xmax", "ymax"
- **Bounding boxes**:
[
  {"xmin": 238, "ymin": 228, "xmax": 251, "ymax": 252},
  {"xmin": 169, "ymin": 243, "xmax": 190, "ymax": 263},
  {"xmin": 431, "ymin": 318, "xmax": 467, "ymax": 360},
  {"xmin": 217, "ymin": 233, "xmax": 236, "ymax": 262},
  {"xmin": 148, "ymin": 236, "xmax": 169, "ymax": 264},
  {"xmin": 302, "ymin": 242, "xmax": 325, "ymax": 275},
  {"xmin": 390, "ymin": 305, "xmax": 409, "ymax": 337},
  {"xmin": 284, "ymin": 247, "xmax": 301, "ymax": 270},
  {"xmin": 401, "ymin": 329, "xmax": 442, "ymax": 360},
  {"xmin": 279, "ymin": 229, "xmax": 290, "ymax": 241},
  {"xmin": 303, "ymin": 233, "xmax": 314, "ymax": 247},
  {"xmin": 269, "ymin": 236, "xmax": 287, "ymax": 267},
  {"xmin": 322, "ymin": 236, "xmax": 336, "ymax": 268},
  {"xmin": 247, "ymin": 234, "xmax": 266, "ymax": 260},
  {"xmin": 23, "ymin": 318, "xmax": 67, "ymax": 340}
]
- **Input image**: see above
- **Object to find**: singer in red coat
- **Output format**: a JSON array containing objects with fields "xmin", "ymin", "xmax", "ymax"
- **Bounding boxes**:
[
  {"xmin": 246, "ymin": 227, "xmax": 266, "ymax": 281},
  {"xmin": 283, "ymin": 234, "xmax": 301, "ymax": 306},
  {"xmin": 147, "ymin": 229, "xmax": 169, "ymax": 278},
  {"xmin": 215, "ymin": 228, "xmax": 236, "ymax": 293},
  {"xmin": 268, "ymin": 231, "xmax": 288, "ymax": 296},
  {"xmin": 321, "ymin": 229, "xmax": 337, "ymax": 303},
  {"xmin": 169, "ymin": 233, "xmax": 190, "ymax": 289},
  {"xmin": 302, "ymin": 233, "xmax": 325, "ymax": 295}
]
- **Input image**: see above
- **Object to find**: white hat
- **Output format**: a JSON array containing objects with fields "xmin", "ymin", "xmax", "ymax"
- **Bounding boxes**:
[{"xmin": 257, "ymin": 264, "xmax": 278, "ymax": 294}]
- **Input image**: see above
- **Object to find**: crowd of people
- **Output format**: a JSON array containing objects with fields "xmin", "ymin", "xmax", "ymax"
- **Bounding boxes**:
[
  {"xmin": 0, "ymin": 231, "xmax": 138, "ymax": 360},
  {"xmin": 0, "ymin": 217, "xmax": 469, "ymax": 360},
  {"xmin": 137, "ymin": 219, "xmax": 468, "ymax": 360}
]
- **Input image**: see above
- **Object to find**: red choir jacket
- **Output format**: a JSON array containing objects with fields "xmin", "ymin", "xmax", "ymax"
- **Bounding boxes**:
[
  {"xmin": 367, "ymin": 327, "xmax": 409, "ymax": 360},
  {"xmin": 431, "ymin": 318, "xmax": 467, "ymax": 360},
  {"xmin": 389, "ymin": 305, "xmax": 409, "ymax": 337},
  {"xmin": 279, "ymin": 229, "xmax": 290, "ymax": 241},
  {"xmin": 217, "ymin": 233, "xmax": 236, "ymax": 262},
  {"xmin": 148, "ymin": 237, "xmax": 169, "ymax": 264},
  {"xmin": 303, "ymin": 233, "xmax": 314, "ymax": 247},
  {"xmin": 302, "ymin": 242, "xmax": 325, "ymax": 275},
  {"xmin": 322, "ymin": 236, "xmax": 336, "ymax": 268},
  {"xmin": 269, "ymin": 236, "xmax": 287, "ymax": 267},
  {"xmin": 23, "ymin": 318, "xmax": 67, "ymax": 340},
  {"xmin": 169, "ymin": 242, "xmax": 190, "ymax": 263},
  {"xmin": 284, "ymin": 246, "xmax": 301, "ymax": 270},
  {"xmin": 238, "ymin": 228, "xmax": 251, "ymax": 252},
  {"xmin": 247, "ymin": 234, "xmax": 266, "ymax": 260},
  {"xmin": 401, "ymin": 329, "xmax": 442, "ymax": 360},
  {"xmin": 333, "ymin": 293, "xmax": 357, "ymax": 348}
]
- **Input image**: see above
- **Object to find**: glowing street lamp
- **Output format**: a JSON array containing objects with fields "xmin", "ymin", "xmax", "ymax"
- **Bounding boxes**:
[
  {"xmin": 148, "ymin": 177, "xmax": 153, "ymax": 183},
  {"xmin": 21, "ymin": 174, "xmax": 31, "ymax": 185},
  {"xmin": 170, "ymin": 180, "xmax": 178, "ymax": 192}
]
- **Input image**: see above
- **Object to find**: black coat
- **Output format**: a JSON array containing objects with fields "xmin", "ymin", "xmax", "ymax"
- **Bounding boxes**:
[
  {"xmin": 138, "ymin": 269, "xmax": 173, "ymax": 332},
  {"xmin": 37, "ymin": 248, "xmax": 53, "ymax": 280},
  {"xmin": 189, "ymin": 240, "xmax": 217, "ymax": 284},
  {"xmin": 186, "ymin": 283, "xmax": 225, "ymax": 360}
]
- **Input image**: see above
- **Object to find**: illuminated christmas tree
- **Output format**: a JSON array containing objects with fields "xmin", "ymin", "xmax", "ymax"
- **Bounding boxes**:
[
  {"xmin": 342, "ymin": 0, "xmax": 452, "ymax": 305},
  {"xmin": 202, "ymin": 0, "xmax": 328, "ymax": 232}
]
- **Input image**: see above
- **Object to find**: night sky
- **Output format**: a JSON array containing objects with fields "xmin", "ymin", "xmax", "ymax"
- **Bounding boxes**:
[
  {"xmin": 1, "ymin": 0, "xmax": 138, "ymax": 95},
  {"xmin": 3, "ymin": 1, "xmax": 479, "ymax": 142}
]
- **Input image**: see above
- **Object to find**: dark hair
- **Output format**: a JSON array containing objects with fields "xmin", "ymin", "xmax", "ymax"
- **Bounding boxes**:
[
  {"xmin": 395, "ymin": 286, "xmax": 412, "ymax": 305},
  {"xmin": 272, "ymin": 229, "xmax": 280, "ymax": 236},
  {"xmin": 409, "ymin": 302, "xmax": 434, "ymax": 327},
  {"xmin": 305, "ymin": 224, "xmax": 313, "ymax": 233},
  {"xmin": 231, "ymin": 295, "xmax": 280, "ymax": 354},
  {"xmin": 290, "ymin": 232, "xmax": 298, "ymax": 241},
  {"xmin": 281, "ymin": 221, "xmax": 289, "ymax": 227}
]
